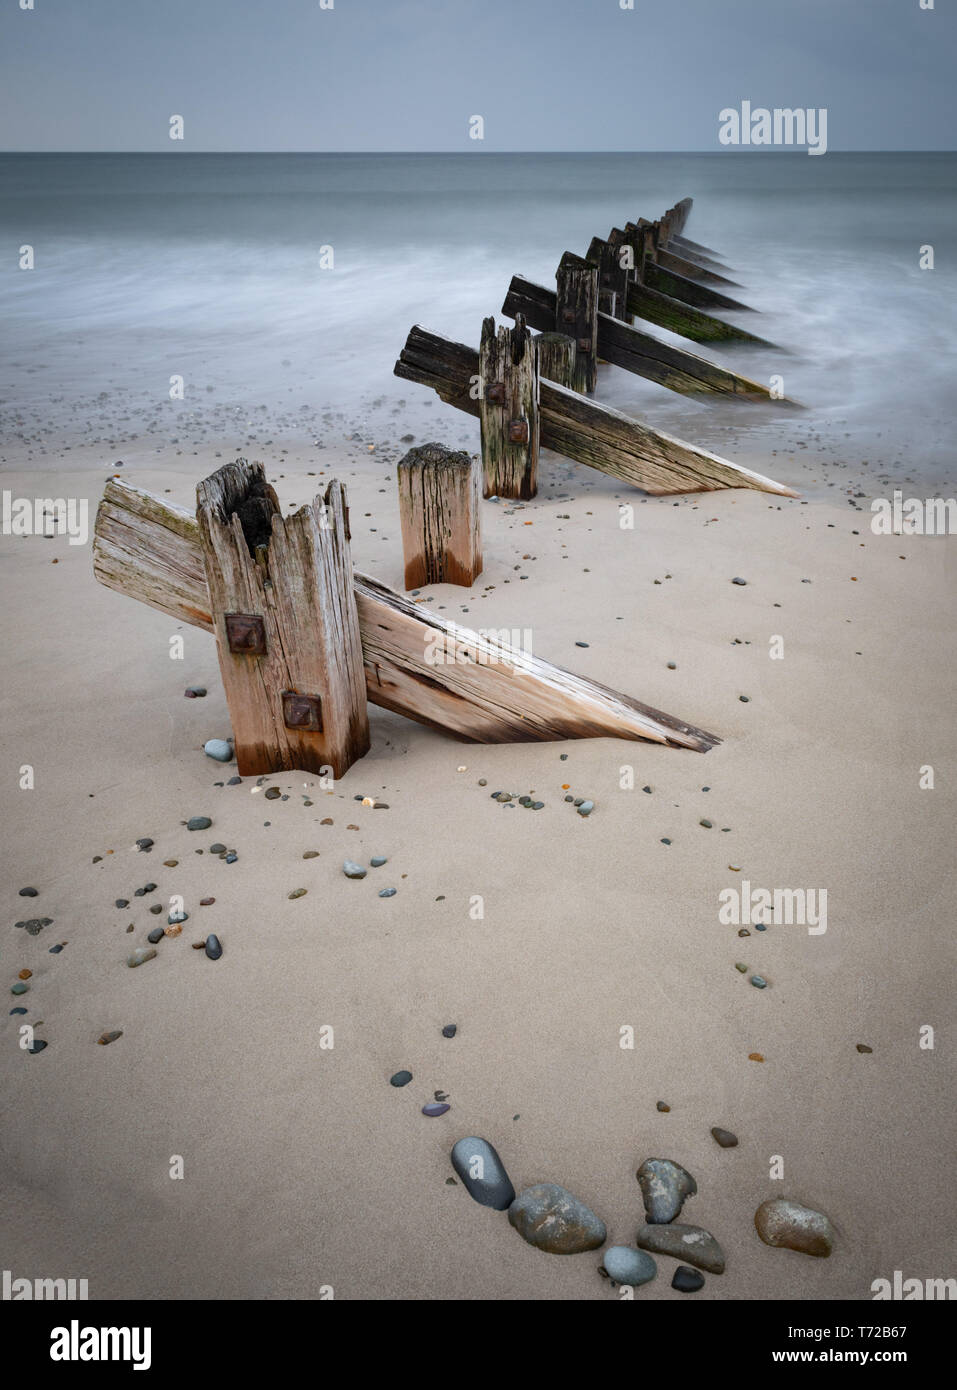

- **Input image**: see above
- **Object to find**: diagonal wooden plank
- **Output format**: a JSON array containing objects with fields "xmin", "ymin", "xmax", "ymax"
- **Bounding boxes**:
[
  {"xmin": 394, "ymin": 325, "xmax": 799, "ymax": 495},
  {"xmin": 92, "ymin": 477, "xmax": 720, "ymax": 751}
]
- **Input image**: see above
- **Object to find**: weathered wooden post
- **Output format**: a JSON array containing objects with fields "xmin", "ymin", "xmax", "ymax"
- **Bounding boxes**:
[
  {"xmin": 396, "ymin": 442, "xmax": 482, "ymax": 589},
  {"xmin": 555, "ymin": 252, "xmax": 598, "ymax": 393},
  {"xmin": 478, "ymin": 314, "xmax": 539, "ymax": 500},
  {"xmin": 534, "ymin": 331, "xmax": 577, "ymax": 387},
  {"xmin": 196, "ymin": 459, "xmax": 370, "ymax": 779},
  {"xmin": 587, "ymin": 235, "xmax": 631, "ymax": 323}
]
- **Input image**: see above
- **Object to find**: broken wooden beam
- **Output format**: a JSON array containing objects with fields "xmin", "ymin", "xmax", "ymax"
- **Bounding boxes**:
[
  {"xmin": 479, "ymin": 315, "xmax": 539, "ymax": 499},
  {"xmin": 502, "ymin": 274, "xmax": 785, "ymax": 402},
  {"xmin": 397, "ymin": 442, "xmax": 482, "ymax": 589},
  {"xmin": 92, "ymin": 477, "xmax": 720, "ymax": 751},
  {"xmin": 394, "ymin": 325, "xmax": 799, "ymax": 495},
  {"xmin": 195, "ymin": 462, "xmax": 370, "ymax": 778}
]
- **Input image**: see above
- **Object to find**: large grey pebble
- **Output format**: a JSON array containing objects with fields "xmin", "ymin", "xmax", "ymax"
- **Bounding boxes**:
[
  {"xmin": 203, "ymin": 739, "xmax": 233, "ymax": 763},
  {"xmin": 450, "ymin": 1137, "xmax": 515, "ymax": 1210},
  {"xmin": 636, "ymin": 1158, "xmax": 697, "ymax": 1224},
  {"xmin": 343, "ymin": 860, "xmax": 366, "ymax": 879},
  {"xmin": 602, "ymin": 1246, "xmax": 657, "ymax": 1287},
  {"xmin": 754, "ymin": 1198, "xmax": 834, "ymax": 1258},
  {"xmin": 127, "ymin": 947, "xmax": 157, "ymax": 968},
  {"xmin": 187, "ymin": 816, "xmax": 212, "ymax": 831},
  {"xmin": 508, "ymin": 1183, "xmax": 606, "ymax": 1255},
  {"xmin": 635, "ymin": 1222, "xmax": 725, "ymax": 1274}
]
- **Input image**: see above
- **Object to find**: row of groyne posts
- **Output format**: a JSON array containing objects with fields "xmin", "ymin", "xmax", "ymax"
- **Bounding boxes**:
[{"xmin": 93, "ymin": 198, "xmax": 799, "ymax": 781}]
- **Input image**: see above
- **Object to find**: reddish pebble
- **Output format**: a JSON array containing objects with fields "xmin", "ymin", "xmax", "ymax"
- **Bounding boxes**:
[{"xmin": 200, "ymin": 897, "xmax": 215, "ymax": 906}]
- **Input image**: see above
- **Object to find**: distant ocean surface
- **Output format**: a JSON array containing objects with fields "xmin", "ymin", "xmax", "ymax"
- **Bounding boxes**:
[{"xmin": 1, "ymin": 152, "xmax": 955, "ymax": 479}]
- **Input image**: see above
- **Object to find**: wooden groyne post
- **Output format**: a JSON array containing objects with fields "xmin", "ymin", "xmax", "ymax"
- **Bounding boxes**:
[
  {"xmin": 397, "ymin": 442, "xmax": 482, "ymax": 589},
  {"xmin": 555, "ymin": 252, "xmax": 598, "ymax": 393},
  {"xmin": 196, "ymin": 460, "xmax": 370, "ymax": 778},
  {"xmin": 479, "ymin": 315, "xmax": 539, "ymax": 499}
]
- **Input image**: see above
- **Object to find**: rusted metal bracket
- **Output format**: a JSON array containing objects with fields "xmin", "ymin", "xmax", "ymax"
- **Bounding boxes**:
[
  {"xmin": 225, "ymin": 612, "xmax": 267, "ymax": 655},
  {"xmin": 281, "ymin": 690, "xmax": 323, "ymax": 732}
]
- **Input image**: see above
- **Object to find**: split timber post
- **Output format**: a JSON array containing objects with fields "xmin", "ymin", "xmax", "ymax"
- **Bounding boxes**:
[
  {"xmin": 555, "ymin": 252, "xmax": 598, "ymax": 393},
  {"xmin": 195, "ymin": 460, "xmax": 370, "ymax": 779},
  {"xmin": 534, "ymin": 331, "xmax": 577, "ymax": 387},
  {"xmin": 396, "ymin": 442, "xmax": 482, "ymax": 589},
  {"xmin": 478, "ymin": 314, "xmax": 539, "ymax": 500}
]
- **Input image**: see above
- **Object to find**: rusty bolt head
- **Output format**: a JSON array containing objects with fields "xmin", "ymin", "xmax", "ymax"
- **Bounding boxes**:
[
  {"xmin": 561, "ymin": 308, "xmax": 576, "ymax": 324},
  {"xmin": 485, "ymin": 381, "xmax": 505, "ymax": 404},
  {"xmin": 508, "ymin": 419, "xmax": 530, "ymax": 445},
  {"xmin": 577, "ymin": 338, "xmax": 592, "ymax": 353},
  {"xmin": 281, "ymin": 691, "xmax": 323, "ymax": 732},
  {"xmin": 225, "ymin": 613, "xmax": 267, "ymax": 656}
]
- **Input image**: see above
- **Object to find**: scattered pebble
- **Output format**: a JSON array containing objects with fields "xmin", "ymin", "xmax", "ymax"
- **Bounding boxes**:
[
  {"xmin": 204, "ymin": 739, "xmax": 233, "ymax": 762},
  {"xmin": 672, "ymin": 1265, "xmax": 705, "ymax": 1293},
  {"xmin": 187, "ymin": 816, "xmax": 212, "ymax": 831},
  {"xmin": 750, "ymin": 975, "xmax": 768, "ymax": 989},
  {"xmin": 577, "ymin": 800, "xmax": 594, "ymax": 816},
  {"xmin": 442, "ymin": 1024, "xmax": 457, "ymax": 1038},
  {"xmin": 18, "ymin": 887, "xmax": 38, "ymax": 897},
  {"xmin": 98, "ymin": 1031, "xmax": 123, "ymax": 1045},
  {"xmin": 127, "ymin": 948, "xmax": 156, "ymax": 968},
  {"xmin": 602, "ymin": 1246, "xmax": 657, "ymax": 1288},
  {"xmin": 856, "ymin": 1043, "xmax": 873, "ymax": 1054},
  {"xmin": 637, "ymin": 1158, "xmax": 697, "ymax": 1224},
  {"xmin": 378, "ymin": 888, "xmax": 396, "ymax": 898},
  {"xmin": 288, "ymin": 888, "xmax": 307, "ymax": 899},
  {"xmin": 634, "ymin": 1222, "xmax": 725, "ymax": 1274},
  {"xmin": 11, "ymin": 982, "xmax": 29, "ymax": 996},
  {"xmin": 754, "ymin": 1198, "xmax": 834, "ymax": 1257},
  {"xmin": 656, "ymin": 1101, "xmax": 671, "ymax": 1113},
  {"xmin": 370, "ymin": 856, "xmax": 388, "ymax": 867},
  {"xmin": 28, "ymin": 1040, "xmax": 48, "ymax": 1054},
  {"xmin": 450, "ymin": 1137, "xmax": 515, "ymax": 1209},
  {"xmin": 18, "ymin": 969, "xmax": 32, "ymax": 980},
  {"xmin": 115, "ymin": 899, "xmax": 129, "ymax": 909},
  {"xmin": 302, "ymin": 850, "xmax": 320, "ymax": 860},
  {"xmin": 343, "ymin": 861, "xmax": 366, "ymax": 879},
  {"xmin": 264, "ymin": 788, "xmax": 281, "ymax": 800},
  {"xmin": 390, "ymin": 1070, "xmax": 413, "ymax": 1087},
  {"xmin": 711, "ymin": 1127, "xmax": 739, "ymax": 1148},
  {"xmin": 508, "ymin": 1183, "xmax": 606, "ymax": 1255},
  {"xmin": 200, "ymin": 897, "xmax": 215, "ymax": 906},
  {"xmin": 731, "ymin": 577, "xmax": 747, "ymax": 586},
  {"xmin": 147, "ymin": 927, "xmax": 165, "ymax": 944},
  {"xmin": 422, "ymin": 1102, "xmax": 450, "ymax": 1118}
]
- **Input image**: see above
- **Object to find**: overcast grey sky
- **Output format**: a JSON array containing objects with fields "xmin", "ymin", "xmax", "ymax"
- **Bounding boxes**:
[{"xmin": 0, "ymin": 0, "xmax": 954, "ymax": 152}]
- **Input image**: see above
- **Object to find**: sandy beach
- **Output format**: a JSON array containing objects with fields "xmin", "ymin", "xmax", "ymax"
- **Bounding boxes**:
[{"xmin": 2, "ymin": 415, "xmax": 954, "ymax": 1300}]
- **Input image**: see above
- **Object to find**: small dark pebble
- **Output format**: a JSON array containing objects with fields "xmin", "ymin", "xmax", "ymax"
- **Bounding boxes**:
[
  {"xmin": 48, "ymin": 944, "xmax": 63, "ymax": 954},
  {"xmin": 661, "ymin": 838, "xmax": 671, "ymax": 845},
  {"xmin": 738, "ymin": 928, "xmax": 751, "ymax": 937},
  {"xmin": 856, "ymin": 1043, "xmax": 873, "ymax": 1054},
  {"xmin": 147, "ymin": 927, "xmax": 165, "ymax": 944},
  {"xmin": 149, "ymin": 904, "xmax": 163, "ymax": 915},
  {"xmin": 227, "ymin": 776, "xmax": 242, "ymax": 785},
  {"xmin": 264, "ymin": 788, "xmax": 281, "ymax": 800},
  {"xmin": 225, "ymin": 853, "xmax": 238, "ymax": 864},
  {"xmin": 136, "ymin": 839, "xmax": 154, "ymax": 851},
  {"xmin": 731, "ymin": 577, "xmax": 747, "ymax": 586},
  {"xmin": 10, "ymin": 1007, "xmax": 28, "ymax": 1015},
  {"xmin": 422, "ymin": 1102, "xmax": 450, "ymax": 1117},
  {"xmin": 378, "ymin": 888, "xmax": 397, "ymax": 898},
  {"xmin": 200, "ymin": 897, "xmax": 215, "ymax": 906},
  {"xmin": 210, "ymin": 843, "xmax": 227, "ymax": 854},
  {"xmin": 656, "ymin": 1101, "xmax": 671, "ymax": 1113},
  {"xmin": 184, "ymin": 686, "xmax": 207, "ymax": 698},
  {"xmin": 98, "ymin": 1031, "xmax": 123, "ymax": 1045},
  {"xmin": 115, "ymin": 899, "xmax": 129, "ymax": 909},
  {"xmin": 711, "ymin": 1127, "xmax": 739, "ymax": 1148},
  {"xmin": 205, "ymin": 934, "xmax": 223, "ymax": 960},
  {"xmin": 739, "ymin": 695, "xmax": 750, "ymax": 703},
  {"xmin": 187, "ymin": 816, "xmax": 212, "ymax": 831},
  {"xmin": 672, "ymin": 1266, "xmax": 705, "ymax": 1292},
  {"xmin": 390, "ymin": 1070, "xmax": 413, "ymax": 1087},
  {"xmin": 19, "ymin": 887, "xmax": 38, "ymax": 897},
  {"xmin": 575, "ymin": 641, "xmax": 590, "ymax": 648},
  {"xmin": 442, "ymin": 1024, "xmax": 457, "ymax": 1038},
  {"xmin": 28, "ymin": 1040, "xmax": 49, "ymax": 1054}
]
